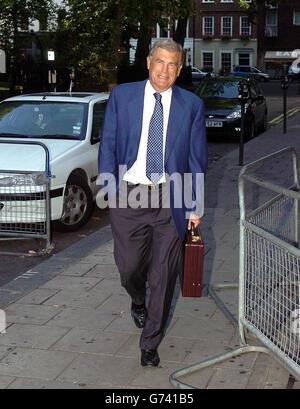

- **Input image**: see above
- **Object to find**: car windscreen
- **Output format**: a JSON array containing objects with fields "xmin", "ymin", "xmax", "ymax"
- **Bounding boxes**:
[
  {"xmin": 0, "ymin": 101, "xmax": 88, "ymax": 140},
  {"xmin": 197, "ymin": 80, "xmax": 239, "ymax": 99}
]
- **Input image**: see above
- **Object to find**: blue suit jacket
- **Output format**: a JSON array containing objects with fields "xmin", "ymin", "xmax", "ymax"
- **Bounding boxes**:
[{"xmin": 98, "ymin": 80, "xmax": 208, "ymax": 241}]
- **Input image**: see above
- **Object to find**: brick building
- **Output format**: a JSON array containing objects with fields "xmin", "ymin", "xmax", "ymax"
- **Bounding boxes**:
[
  {"xmin": 129, "ymin": 0, "xmax": 257, "ymax": 74},
  {"xmin": 256, "ymin": 0, "xmax": 300, "ymax": 79},
  {"xmin": 188, "ymin": 0, "xmax": 256, "ymax": 74}
]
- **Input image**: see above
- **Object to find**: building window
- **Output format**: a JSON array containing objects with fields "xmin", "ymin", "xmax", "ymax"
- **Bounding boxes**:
[
  {"xmin": 221, "ymin": 16, "xmax": 232, "ymax": 37},
  {"xmin": 221, "ymin": 0, "xmax": 233, "ymax": 3},
  {"xmin": 240, "ymin": 16, "xmax": 251, "ymax": 36},
  {"xmin": 265, "ymin": 9, "xmax": 278, "ymax": 37},
  {"xmin": 294, "ymin": 11, "xmax": 300, "ymax": 25},
  {"xmin": 203, "ymin": 16, "xmax": 214, "ymax": 36},
  {"xmin": 221, "ymin": 51, "xmax": 232, "ymax": 73},
  {"xmin": 202, "ymin": 0, "xmax": 214, "ymax": 3},
  {"xmin": 202, "ymin": 51, "xmax": 214, "ymax": 71},
  {"xmin": 238, "ymin": 53, "xmax": 250, "ymax": 66}
]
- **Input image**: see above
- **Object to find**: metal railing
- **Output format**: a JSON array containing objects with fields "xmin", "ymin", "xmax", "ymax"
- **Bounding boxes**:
[
  {"xmin": 170, "ymin": 147, "xmax": 300, "ymax": 388},
  {"xmin": 0, "ymin": 140, "xmax": 53, "ymax": 256}
]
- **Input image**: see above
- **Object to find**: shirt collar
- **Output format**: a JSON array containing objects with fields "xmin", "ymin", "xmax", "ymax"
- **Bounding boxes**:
[{"xmin": 146, "ymin": 80, "xmax": 172, "ymax": 98}]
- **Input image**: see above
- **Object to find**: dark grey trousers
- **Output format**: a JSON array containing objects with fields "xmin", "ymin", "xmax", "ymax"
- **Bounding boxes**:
[{"xmin": 109, "ymin": 182, "xmax": 183, "ymax": 350}]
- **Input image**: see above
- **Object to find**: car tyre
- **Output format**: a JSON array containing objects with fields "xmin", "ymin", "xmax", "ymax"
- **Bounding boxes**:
[{"xmin": 54, "ymin": 175, "xmax": 93, "ymax": 232}]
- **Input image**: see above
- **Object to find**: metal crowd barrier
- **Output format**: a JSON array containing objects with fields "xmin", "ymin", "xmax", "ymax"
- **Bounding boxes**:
[
  {"xmin": 0, "ymin": 140, "xmax": 53, "ymax": 256},
  {"xmin": 170, "ymin": 147, "xmax": 300, "ymax": 388}
]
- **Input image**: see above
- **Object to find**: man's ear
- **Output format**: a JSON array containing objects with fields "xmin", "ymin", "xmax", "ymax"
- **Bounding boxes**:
[{"xmin": 147, "ymin": 56, "xmax": 151, "ymax": 70}]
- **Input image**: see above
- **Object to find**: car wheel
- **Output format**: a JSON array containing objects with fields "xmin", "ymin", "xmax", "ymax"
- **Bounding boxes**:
[{"xmin": 54, "ymin": 175, "xmax": 93, "ymax": 232}]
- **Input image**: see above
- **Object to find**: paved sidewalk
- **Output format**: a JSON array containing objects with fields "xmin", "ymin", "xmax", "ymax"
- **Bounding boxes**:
[{"xmin": 0, "ymin": 114, "xmax": 300, "ymax": 389}]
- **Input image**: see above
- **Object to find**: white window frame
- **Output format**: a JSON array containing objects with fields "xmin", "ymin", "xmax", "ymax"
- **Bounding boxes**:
[
  {"xmin": 293, "ymin": 11, "xmax": 300, "ymax": 26},
  {"xmin": 221, "ymin": 16, "xmax": 233, "ymax": 37},
  {"xmin": 220, "ymin": 50, "xmax": 233, "ymax": 71},
  {"xmin": 185, "ymin": 18, "xmax": 190, "ymax": 38},
  {"xmin": 201, "ymin": 50, "xmax": 214, "ymax": 71},
  {"xmin": 221, "ymin": 0, "xmax": 233, "ymax": 3},
  {"xmin": 202, "ymin": 16, "xmax": 214, "ymax": 36},
  {"xmin": 237, "ymin": 52, "xmax": 252, "ymax": 67},
  {"xmin": 202, "ymin": 0, "xmax": 214, "ymax": 3},
  {"xmin": 240, "ymin": 16, "xmax": 251, "ymax": 36},
  {"xmin": 265, "ymin": 9, "xmax": 278, "ymax": 37}
]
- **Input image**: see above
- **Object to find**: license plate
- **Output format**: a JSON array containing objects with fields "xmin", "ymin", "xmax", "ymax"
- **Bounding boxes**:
[{"xmin": 206, "ymin": 120, "xmax": 223, "ymax": 127}]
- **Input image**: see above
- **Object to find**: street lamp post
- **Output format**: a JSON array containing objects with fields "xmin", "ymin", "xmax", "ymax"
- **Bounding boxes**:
[
  {"xmin": 238, "ymin": 79, "xmax": 250, "ymax": 166},
  {"xmin": 281, "ymin": 63, "xmax": 289, "ymax": 134}
]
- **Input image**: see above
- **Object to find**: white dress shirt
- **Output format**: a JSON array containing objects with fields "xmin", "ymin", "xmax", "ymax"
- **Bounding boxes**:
[{"xmin": 123, "ymin": 80, "xmax": 172, "ymax": 185}]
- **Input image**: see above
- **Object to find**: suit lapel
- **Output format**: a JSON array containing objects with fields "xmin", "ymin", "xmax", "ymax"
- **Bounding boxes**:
[
  {"xmin": 165, "ymin": 86, "xmax": 187, "ymax": 164},
  {"xmin": 127, "ymin": 81, "xmax": 146, "ymax": 164}
]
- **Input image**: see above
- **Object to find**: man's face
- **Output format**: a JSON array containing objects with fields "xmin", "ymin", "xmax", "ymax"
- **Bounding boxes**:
[{"xmin": 147, "ymin": 47, "xmax": 182, "ymax": 92}]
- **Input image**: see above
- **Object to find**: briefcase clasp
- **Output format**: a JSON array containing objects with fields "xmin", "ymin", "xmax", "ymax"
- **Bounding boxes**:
[{"xmin": 191, "ymin": 225, "xmax": 201, "ymax": 242}]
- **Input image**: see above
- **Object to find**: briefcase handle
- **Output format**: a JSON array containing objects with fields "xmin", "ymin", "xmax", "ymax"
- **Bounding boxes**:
[{"xmin": 190, "ymin": 223, "xmax": 201, "ymax": 243}]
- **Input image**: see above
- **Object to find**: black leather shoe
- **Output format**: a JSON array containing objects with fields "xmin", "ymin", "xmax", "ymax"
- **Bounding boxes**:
[
  {"xmin": 141, "ymin": 349, "xmax": 160, "ymax": 367},
  {"xmin": 131, "ymin": 302, "xmax": 147, "ymax": 328}
]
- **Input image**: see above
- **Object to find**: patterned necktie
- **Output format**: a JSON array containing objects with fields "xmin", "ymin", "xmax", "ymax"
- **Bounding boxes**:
[{"xmin": 146, "ymin": 92, "xmax": 164, "ymax": 184}]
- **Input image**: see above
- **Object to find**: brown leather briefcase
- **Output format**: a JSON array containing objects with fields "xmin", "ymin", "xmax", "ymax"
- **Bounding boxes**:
[{"xmin": 181, "ymin": 226, "xmax": 204, "ymax": 297}]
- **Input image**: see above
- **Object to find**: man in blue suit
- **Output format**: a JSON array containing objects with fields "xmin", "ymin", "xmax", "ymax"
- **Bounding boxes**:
[{"xmin": 98, "ymin": 39, "xmax": 207, "ymax": 367}]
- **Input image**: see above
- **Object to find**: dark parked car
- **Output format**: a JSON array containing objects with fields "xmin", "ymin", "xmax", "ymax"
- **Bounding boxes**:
[{"xmin": 195, "ymin": 76, "xmax": 268, "ymax": 140}]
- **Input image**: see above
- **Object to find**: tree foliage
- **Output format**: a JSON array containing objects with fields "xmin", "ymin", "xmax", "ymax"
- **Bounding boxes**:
[
  {"xmin": 57, "ymin": 0, "xmax": 195, "ymax": 87},
  {"xmin": 0, "ymin": 0, "xmax": 55, "ymax": 52}
]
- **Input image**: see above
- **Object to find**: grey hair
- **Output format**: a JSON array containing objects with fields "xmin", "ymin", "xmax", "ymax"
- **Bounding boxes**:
[{"xmin": 148, "ymin": 39, "xmax": 183, "ymax": 66}]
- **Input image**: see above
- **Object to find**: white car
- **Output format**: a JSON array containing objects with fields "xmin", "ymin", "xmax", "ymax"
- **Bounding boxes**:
[
  {"xmin": 0, "ymin": 92, "xmax": 108, "ymax": 232},
  {"xmin": 191, "ymin": 67, "xmax": 209, "ymax": 81}
]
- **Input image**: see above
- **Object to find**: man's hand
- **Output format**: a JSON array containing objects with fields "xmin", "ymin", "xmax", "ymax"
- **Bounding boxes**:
[{"xmin": 188, "ymin": 214, "xmax": 201, "ymax": 230}]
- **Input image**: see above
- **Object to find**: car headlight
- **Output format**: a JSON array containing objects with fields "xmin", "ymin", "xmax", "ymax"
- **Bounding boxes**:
[
  {"xmin": 0, "ymin": 173, "xmax": 47, "ymax": 187},
  {"xmin": 226, "ymin": 108, "xmax": 241, "ymax": 119},
  {"xmin": 226, "ymin": 103, "xmax": 249, "ymax": 119}
]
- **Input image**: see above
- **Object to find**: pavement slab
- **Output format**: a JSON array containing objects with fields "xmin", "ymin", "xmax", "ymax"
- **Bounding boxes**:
[
  {"xmin": 57, "ymin": 353, "xmax": 141, "ymax": 387},
  {"xmin": 5, "ymin": 303, "xmax": 63, "ymax": 325},
  {"xmin": 0, "ymin": 323, "xmax": 71, "ymax": 349},
  {"xmin": 51, "ymin": 327, "xmax": 131, "ymax": 355},
  {"xmin": 0, "ymin": 347, "xmax": 77, "ymax": 380},
  {"xmin": 0, "ymin": 375, "xmax": 16, "ymax": 389}
]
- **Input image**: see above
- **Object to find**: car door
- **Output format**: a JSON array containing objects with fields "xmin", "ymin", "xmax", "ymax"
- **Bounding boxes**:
[{"xmin": 250, "ymin": 82, "xmax": 265, "ymax": 126}]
